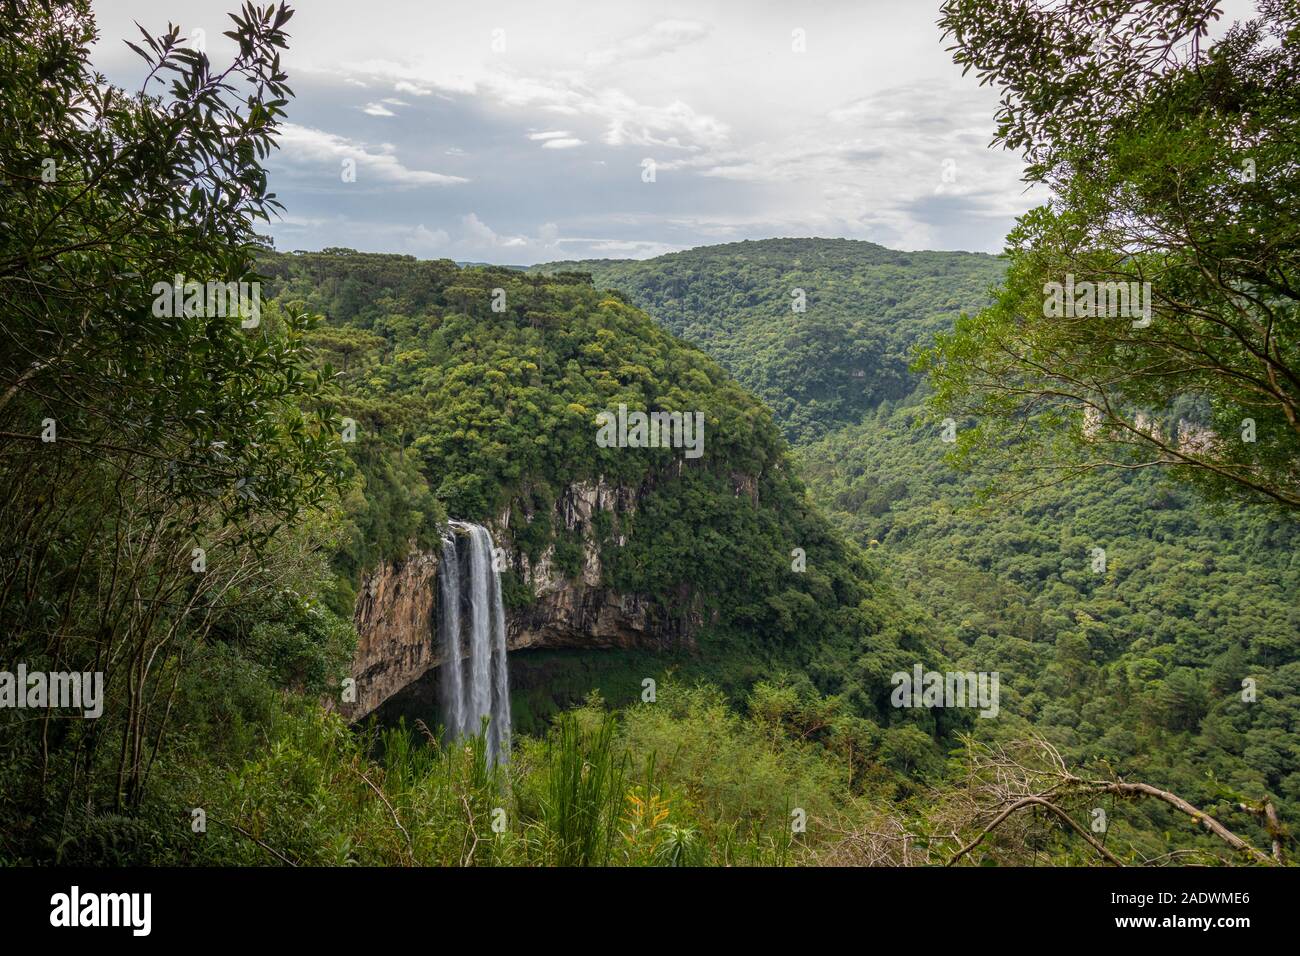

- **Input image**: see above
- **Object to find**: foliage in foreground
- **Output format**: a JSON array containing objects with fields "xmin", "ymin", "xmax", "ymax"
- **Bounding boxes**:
[
  {"xmin": 0, "ymin": 0, "xmax": 349, "ymax": 835},
  {"xmin": 22, "ymin": 680, "xmax": 1282, "ymax": 868}
]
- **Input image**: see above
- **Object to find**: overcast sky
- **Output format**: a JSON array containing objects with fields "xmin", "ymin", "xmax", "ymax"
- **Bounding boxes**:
[{"xmin": 89, "ymin": 1, "xmax": 1259, "ymax": 264}]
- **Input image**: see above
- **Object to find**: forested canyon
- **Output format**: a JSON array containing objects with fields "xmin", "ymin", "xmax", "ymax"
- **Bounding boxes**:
[{"xmin": 1, "ymin": 0, "xmax": 1296, "ymax": 873}]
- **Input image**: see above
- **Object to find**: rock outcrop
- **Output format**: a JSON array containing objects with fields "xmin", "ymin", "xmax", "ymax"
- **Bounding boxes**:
[
  {"xmin": 340, "ymin": 550, "xmax": 440, "ymax": 720},
  {"xmin": 338, "ymin": 478, "xmax": 698, "ymax": 722}
]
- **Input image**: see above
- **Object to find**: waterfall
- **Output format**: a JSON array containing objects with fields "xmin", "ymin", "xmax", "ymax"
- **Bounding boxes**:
[
  {"xmin": 438, "ymin": 532, "xmax": 464, "ymax": 739},
  {"xmin": 439, "ymin": 521, "xmax": 511, "ymax": 765},
  {"xmin": 486, "ymin": 527, "xmax": 511, "ymax": 763}
]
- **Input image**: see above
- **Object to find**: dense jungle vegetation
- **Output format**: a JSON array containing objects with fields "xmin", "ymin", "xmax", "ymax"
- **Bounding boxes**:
[
  {"xmin": 542, "ymin": 232, "xmax": 1299, "ymax": 833},
  {"xmin": 536, "ymin": 240, "xmax": 1005, "ymax": 445},
  {"xmin": 258, "ymin": 247, "xmax": 944, "ymax": 722}
]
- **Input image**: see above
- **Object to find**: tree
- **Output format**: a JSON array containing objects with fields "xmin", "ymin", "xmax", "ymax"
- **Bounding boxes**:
[
  {"xmin": 0, "ymin": 1, "xmax": 345, "ymax": 820},
  {"xmin": 923, "ymin": 0, "xmax": 1300, "ymax": 511},
  {"xmin": 306, "ymin": 326, "xmax": 387, "ymax": 375},
  {"xmin": 942, "ymin": 738, "xmax": 1281, "ymax": 867},
  {"xmin": 1, "ymin": 0, "xmax": 341, "ymax": 528}
]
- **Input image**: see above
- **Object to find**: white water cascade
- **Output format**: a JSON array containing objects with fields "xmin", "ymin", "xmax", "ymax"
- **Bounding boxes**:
[{"xmin": 438, "ymin": 521, "xmax": 511, "ymax": 765}]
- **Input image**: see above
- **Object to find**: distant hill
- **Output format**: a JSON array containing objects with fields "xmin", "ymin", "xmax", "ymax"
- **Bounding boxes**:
[
  {"xmin": 547, "ymin": 237, "xmax": 1300, "ymax": 840},
  {"xmin": 535, "ymin": 238, "xmax": 1005, "ymax": 444}
]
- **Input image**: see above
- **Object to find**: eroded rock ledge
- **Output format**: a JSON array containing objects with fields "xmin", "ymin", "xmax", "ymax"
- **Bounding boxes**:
[{"xmin": 337, "ymin": 478, "xmax": 699, "ymax": 721}]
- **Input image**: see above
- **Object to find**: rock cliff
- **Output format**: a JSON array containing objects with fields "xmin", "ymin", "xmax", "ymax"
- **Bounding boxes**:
[{"xmin": 338, "ymin": 478, "xmax": 698, "ymax": 721}]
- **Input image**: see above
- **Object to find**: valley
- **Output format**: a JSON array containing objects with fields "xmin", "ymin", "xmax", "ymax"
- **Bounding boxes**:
[{"xmin": 2, "ymin": 0, "xmax": 1294, "ymax": 876}]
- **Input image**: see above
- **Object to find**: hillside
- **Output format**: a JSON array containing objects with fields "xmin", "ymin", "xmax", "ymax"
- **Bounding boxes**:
[
  {"xmin": 535, "ymin": 239, "xmax": 1006, "ymax": 444},
  {"xmin": 258, "ymin": 250, "xmax": 942, "ymax": 728},
  {"xmin": 801, "ymin": 399, "xmax": 1300, "ymax": 818},
  {"xmin": 540, "ymin": 237, "xmax": 1300, "ymax": 846}
]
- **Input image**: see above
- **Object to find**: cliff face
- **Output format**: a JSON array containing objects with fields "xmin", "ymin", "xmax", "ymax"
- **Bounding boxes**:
[
  {"xmin": 500, "ymin": 478, "xmax": 696, "ymax": 655},
  {"xmin": 339, "ymin": 479, "xmax": 698, "ymax": 722},
  {"xmin": 342, "ymin": 550, "xmax": 440, "ymax": 720}
]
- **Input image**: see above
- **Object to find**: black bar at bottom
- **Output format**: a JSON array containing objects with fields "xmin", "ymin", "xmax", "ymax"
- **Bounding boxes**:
[{"xmin": 0, "ymin": 865, "xmax": 1290, "ymax": 942}]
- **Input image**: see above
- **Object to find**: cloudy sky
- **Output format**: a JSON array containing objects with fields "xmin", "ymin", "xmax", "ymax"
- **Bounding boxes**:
[{"xmin": 89, "ymin": 0, "xmax": 1258, "ymax": 264}]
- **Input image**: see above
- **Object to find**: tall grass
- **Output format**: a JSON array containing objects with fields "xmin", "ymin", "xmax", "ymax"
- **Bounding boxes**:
[
  {"xmin": 143, "ymin": 681, "xmax": 862, "ymax": 867},
  {"xmin": 540, "ymin": 714, "xmax": 626, "ymax": 866}
]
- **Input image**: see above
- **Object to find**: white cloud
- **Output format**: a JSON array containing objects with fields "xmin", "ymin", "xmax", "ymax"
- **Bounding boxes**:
[
  {"xmin": 461, "ymin": 212, "xmax": 527, "ymax": 248},
  {"xmin": 411, "ymin": 224, "xmax": 450, "ymax": 248},
  {"xmin": 597, "ymin": 94, "xmax": 727, "ymax": 149},
  {"xmin": 275, "ymin": 123, "xmax": 469, "ymax": 187},
  {"xmin": 270, "ymin": 215, "xmax": 453, "ymax": 256},
  {"xmin": 394, "ymin": 80, "xmax": 434, "ymax": 96},
  {"xmin": 563, "ymin": 237, "xmax": 683, "ymax": 257},
  {"xmin": 336, "ymin": 61, "xmax": 730, "ymax": 153},
  {"xmin": 586, "ymin": 19, "xmax": 711, "ymax": 68},
  {"xmin": 91, "ymin": 0, "xmax": 1270, "ymax": 261}
]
